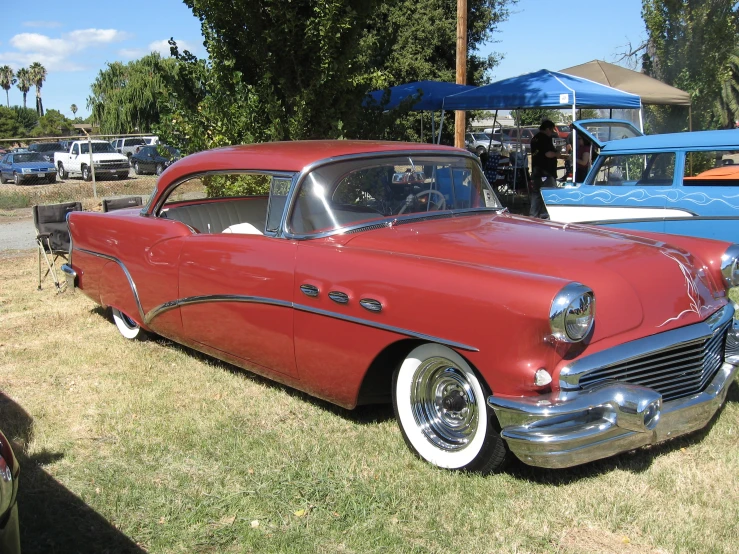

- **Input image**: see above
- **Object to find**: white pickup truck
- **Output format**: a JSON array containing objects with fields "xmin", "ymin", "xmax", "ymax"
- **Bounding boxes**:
[{"xmin": 54, "ymin": 140, "xmax": 130, "ymax": 181}]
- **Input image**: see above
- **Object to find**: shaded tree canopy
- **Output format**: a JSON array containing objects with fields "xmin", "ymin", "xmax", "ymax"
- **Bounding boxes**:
[
  {"xmin": 641, "ymin": 0, "xmax": 739, "ymax": 131},
  {"xmin": 88, "ymin": 53, "xmax": 177, "ymax": 134},
  {"xmin": 156, "ymin": 0, "xmax": 513, "ymax": 152}
]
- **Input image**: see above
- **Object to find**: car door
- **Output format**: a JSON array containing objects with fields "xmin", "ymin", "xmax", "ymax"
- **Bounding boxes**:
[
  {"xmin": 0, "ymin": 154, "xmax": 10, "ymax": 180},
  {"xmin": 172, "ymin": 174, "xmax": 299, "ymax": 378}
]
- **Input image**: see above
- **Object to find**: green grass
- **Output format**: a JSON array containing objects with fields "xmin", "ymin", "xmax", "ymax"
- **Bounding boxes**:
[{"xmin": 1, "ymin": 252, "xmax": 738, "ymax": 553}]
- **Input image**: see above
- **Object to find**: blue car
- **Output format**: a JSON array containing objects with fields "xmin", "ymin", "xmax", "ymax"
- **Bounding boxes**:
[
  {"xmin": 0, "ymin": 151, "xmax": 57, "ymax": 185},
  {"xmin": 542, "ymin": 120, "xmax": 739, "ymax": 241}
]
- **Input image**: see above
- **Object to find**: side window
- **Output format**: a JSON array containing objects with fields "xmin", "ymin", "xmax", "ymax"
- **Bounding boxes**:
[
  {"xmin": 683, "ymin": 150, "xmax": 739, "ymax": 186},
  {"xmin": 593, "ymin": 153, "xmax": 675, "ymax": 186},
  {"xmin": 71, "ymin": 144, "xmax": 79, "ymax": 156},
  {"xmin": 159, "ymin": 173, "xmax": 279, "ymax": 235}
]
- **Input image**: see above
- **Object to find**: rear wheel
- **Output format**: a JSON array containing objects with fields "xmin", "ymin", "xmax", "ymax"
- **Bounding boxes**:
[
  {"xmin": 82, "ymin": 165, "xmax": 91, "ymax": 181},
  {"xmin": 58, "ymin": 163, "xmax": 68, "ymax": 179},
  {"xmin": 392, "ymin": 343, "xmax": 508, "ymax": 473},
  {"xmin": 155, "ymin": 163, "xmax": 164, "ymax": 176},
  {"xmin": 133, "ymin": 161, "xmax": 141, "ymax": 175},
  {"xmin": 111, "ymin": 307, "xmax": 147, "ymax": 340}
]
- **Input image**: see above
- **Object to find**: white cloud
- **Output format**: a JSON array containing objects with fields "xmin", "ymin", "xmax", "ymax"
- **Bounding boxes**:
[
  {"xmin": 118, "ymin": 48, "xmax": 146, "ymax": 60},
  {"xmin": 0, "ymin": 28, "xmax": 129, "ymax": 72},
  {"xmin": 23, "ymin": 21, "xmax": 63, "ymax": 29}
]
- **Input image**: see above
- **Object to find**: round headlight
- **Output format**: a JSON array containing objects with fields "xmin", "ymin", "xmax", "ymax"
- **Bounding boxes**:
[
  {"xmin": 720, "ymin": 244, "xmax": 739, "ymax": 287},
  {"xmin": 550, "ymin": 283, "xmax": 595, "ymax": 343}
]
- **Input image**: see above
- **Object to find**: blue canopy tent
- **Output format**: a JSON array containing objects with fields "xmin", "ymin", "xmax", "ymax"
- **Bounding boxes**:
[
  {"xmin": 440, "ymin": 70, "xmax": 643, "ymax": 192},
  {"xmin": 365, "ymin": 81, "xmax": 476, "ymax": 141}
]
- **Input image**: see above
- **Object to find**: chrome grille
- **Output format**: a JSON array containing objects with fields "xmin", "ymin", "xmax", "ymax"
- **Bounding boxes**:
[{"xmin": 578, "ymin": 321, "xmax": 729, "ymax": 401}]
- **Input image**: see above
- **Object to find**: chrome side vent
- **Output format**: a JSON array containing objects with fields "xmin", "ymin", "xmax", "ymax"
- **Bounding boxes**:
[
  {"xmin": 328, "ymin": 291, "xmax": 349, "ymax": 304},
  {"xmin": 300, "ymin": 284, "xmax": 319, "ymax": 297},
  {"xmin": 359, "ymin": 298, "xmax": 382, "ymax": 313}
]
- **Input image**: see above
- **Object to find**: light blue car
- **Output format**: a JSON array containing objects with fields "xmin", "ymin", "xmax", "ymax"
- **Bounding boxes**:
[
  {"xmin": 0, "ymin": 152, "xmax": 57, "ymax": 185},
  {"xmin": 541, "ymin": 120, "xmax": 739, "ymax": 241}
]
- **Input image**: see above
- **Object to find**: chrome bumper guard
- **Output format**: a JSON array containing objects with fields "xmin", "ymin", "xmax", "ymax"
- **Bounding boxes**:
[
  {"xmin": 488, "ymin": 313, "xmax": 739, "ymax": 469},
  {"xmin": 61, "ymin": 264, "xmax": 77, "ymax": 290}
]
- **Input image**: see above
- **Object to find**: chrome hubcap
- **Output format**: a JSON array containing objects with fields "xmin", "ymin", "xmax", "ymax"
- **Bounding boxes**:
[
  {"xmin": 410, "ymin": 357, "xmax": 478, "ymax": 451},
  {"xmin": 119, "ymin": 311, "xmax": 138, "ymax": 329}
]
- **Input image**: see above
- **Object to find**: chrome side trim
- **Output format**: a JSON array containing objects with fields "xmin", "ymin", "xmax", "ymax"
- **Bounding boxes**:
[
  {"xmin": 77, "ymin": 248, "xmax": 145, "ymax": 321},
  {"xmin": 559, "ymin": 304, "xmax": 734, "ymax": 389},
  {"xmin": 143, "ymin": 293, "xmax": 478, "ymax": 352},
  {"xmin": 292, "ymin": 303, "xmax": 478, "ymax": 352},
  {"xmin": 144, "ymin": 294, "xmax": 292, "ymax": 325}
]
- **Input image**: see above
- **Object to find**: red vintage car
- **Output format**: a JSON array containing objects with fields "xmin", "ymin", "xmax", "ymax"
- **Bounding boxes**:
[{"xmin": 63, "ymin": 141, "xmax": 739, "ymax": 472}]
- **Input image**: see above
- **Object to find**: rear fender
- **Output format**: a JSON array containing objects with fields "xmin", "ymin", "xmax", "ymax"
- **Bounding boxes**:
[{"xmin": 99, "ymin": 261, "xmax": 148, "ymax": 330}]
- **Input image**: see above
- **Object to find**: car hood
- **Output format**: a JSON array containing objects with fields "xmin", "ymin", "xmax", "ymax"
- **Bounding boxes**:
[{"xmin": 341, "ymin": 212, "xmax": 725, "ymax": 342}]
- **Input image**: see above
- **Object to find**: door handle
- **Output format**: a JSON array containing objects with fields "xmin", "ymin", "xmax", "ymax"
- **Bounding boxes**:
[{"xmin": 300, "ymin": 284, "xmax": 319, "ymax": 297}]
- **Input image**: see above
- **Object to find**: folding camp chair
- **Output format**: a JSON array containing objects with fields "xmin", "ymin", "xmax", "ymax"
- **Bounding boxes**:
[
  {"xmin": 33, "ymin": 201, "xmax": 82, "ymax": 291},
  {"xmin": 102, "ymin": 196, "xmax": 143, "ymax": 212}
]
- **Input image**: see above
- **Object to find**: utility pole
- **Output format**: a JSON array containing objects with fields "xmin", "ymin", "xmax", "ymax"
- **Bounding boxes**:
[{"xmin": 455, "ymin": 0, "xmax": 467, "ymax": 148}]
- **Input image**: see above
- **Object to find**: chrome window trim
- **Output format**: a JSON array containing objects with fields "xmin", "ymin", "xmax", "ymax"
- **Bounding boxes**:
[
  {"xmin": 75, "ymin": 248, "xmax": 478, "ymax": 352},
  {"xmin": 280, "ymin": 149, "xmax": 499, "ymax": 241},
  {"xmin": 559, "ymin": 304, "xmax": 734, "ymax": 389}
]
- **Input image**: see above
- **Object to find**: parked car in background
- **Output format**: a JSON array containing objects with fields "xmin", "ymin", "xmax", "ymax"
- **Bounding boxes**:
[
  {"xmin": 55, "ymin": 140, "xmax": 129, "ymax": 181},
  {"xmin": 541, "ymin": 119, "xmax": 739, "ymax": 242},
  {"xmin": 0, "ymin": 428, "xmax": 20, "ymax": 554},
  {"xmin": 142, "ymin": 136, "xmax": 159, "ymax": 146},
  {"xmin": 131, "ymin": 145, "xmax": 181, "ymax": 175},
  {"xmin": 64, "ymin": 140, "xmax": 739, "ymax": 473},
  {"xmin": 28, "ymin": 142, "xmax": 66, "ymax": 163},
  {"xmin": 555, "ymin": 124, "xmax": 571, "ymax": 139},
  {"xmin": 110, "ymin": 137, "xmax": 148, "ymax": 163},
  {"xmin": 0, "ymin": 151, "xmax": 57, "ymax": 184},
  {"xmin": 464, "ymin": 132, "xmax": 500, "ymax": 156}
]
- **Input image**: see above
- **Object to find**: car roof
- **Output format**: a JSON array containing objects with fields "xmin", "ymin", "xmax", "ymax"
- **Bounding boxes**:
[
  {"xmin": 153, "ymin": 140, "xmax": 466, "ymax": 205},
  {"xmin": 601, "ymin": 129, "xmax": 739, "ymax": 153}
]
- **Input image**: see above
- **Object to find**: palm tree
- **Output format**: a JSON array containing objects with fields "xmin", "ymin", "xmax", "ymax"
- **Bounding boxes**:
[
  {"xmin": 717, "ymin": 49, "xmax": 739, "ymax": 128},
  {"xmin": 16, "ymin": 68, "xmax": 31, "ymax": 109},
  {"xmin": 29, "ymin": 62, "xmax": 47, "ymax": 116},
  {"xmin": 0, "ymin": 66, "xmax": 16, "ymax": 108}
]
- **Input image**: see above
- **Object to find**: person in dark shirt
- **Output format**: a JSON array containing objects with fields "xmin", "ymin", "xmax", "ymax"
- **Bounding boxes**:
[{"xmin": 529, "ymin": 120, "xmax": 568, "ymax": 218}]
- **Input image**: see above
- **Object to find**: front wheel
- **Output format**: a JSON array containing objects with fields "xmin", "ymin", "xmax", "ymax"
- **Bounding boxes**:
[
  {"xmin": 111, "ymin": 307, "xmax": 147, "ymax": 340},
  {"xmin": 58, "ymin": 163, "xmax": 68, "ymax": 179},
  {"xmin": 133, "ymin": 161, "xmax": 141, "ymax": 175},
  {"xmin": 392, "ymin": 343, "xmax": 508, "ymax": 473},
  {"xmin": 155, "ymin": 163, "xmax": 164, "ymax": 176},
  {"xmin": 82, "ymin": 165, "xmax": 91, "ymax": 181}
]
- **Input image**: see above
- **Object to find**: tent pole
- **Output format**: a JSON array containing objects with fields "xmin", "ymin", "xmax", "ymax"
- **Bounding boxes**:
[
  {"xmin": 420, "ymin": 111, "xmax": 423, "ymax": 142},
  {"xmin": 432, "ymin": 112, "xmax": 436, "ymax": 143},
  {"xmin": 638, "ymin": 105, "xmax": 644, "ymax": 133},
  {"xmin": 572, "ymin": 104, "xmax": 577, "ymax": 183},
  {"xmin": 689, "ymin": 104, "xmax": 693, "ymax": 132},
  {"xmin": 437, "ymin": 110, "xmax": 445, "ymax": 144},
  {"xmin": 487, "ymin": 109, "xmax": 498, "ymax": 153}
]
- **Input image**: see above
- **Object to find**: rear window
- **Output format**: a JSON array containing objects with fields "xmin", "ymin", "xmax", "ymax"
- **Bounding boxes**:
[
  {"xmin": 30, "ymin": 143, "xmax": 62, "ymax": 152},
  {"xmin": 683, "ymin": 150, "xmax": 739, "ymax": 186},
  {"xmin": 126, "ymin": 138, "xmax": 146, "ymax": 146}
]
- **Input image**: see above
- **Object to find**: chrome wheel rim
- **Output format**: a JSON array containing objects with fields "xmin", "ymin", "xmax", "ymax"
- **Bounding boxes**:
[
  {"xmin": 116, "ymin": 309, "xmax": 138, "ymax": 330},
  {"xmin": 410, "ymin": 356, "xmax": 479, "ymax": 451}
]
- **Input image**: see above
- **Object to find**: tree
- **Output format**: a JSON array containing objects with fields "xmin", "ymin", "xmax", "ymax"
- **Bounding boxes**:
[
  {"xmin": 31, "ymin": 109, "xmax": 72, "ymax": 137},
  {"xmin": 161, "ymin": 0, "xmax": 513, "ymax": 151},
  {"xmin": 29, "ymin": 62, "xmax": 47, "ymax": 116},
  {"xmin": 12, "ymin": 107, "xmax": 39, "ymax": 136},
  {"xmin": 0, "ymin": 106, "xmax": 20, "ymax": 138},
  {"xmin": 16, "ymin": 68, "xmax": 31, "ymax": 109},
  {"xmin": 0, "ymin": 66, "xmax": 15, "ymax": 108},
  {"xmin": 70, "ymin": 103, "xmax": 78, "ymax": 117},
  {"xmin": 640, "ymin": 0, "xmax": 739, "ymax": 131},
  {"xmin": 717, "ymin": 48, "xmax": 739, "ymax": 128},
  {"xmin": 511, "ymin": 109, "xmax": 561, "ymax": 126},
  {"xmin": 88, "ymin": 53, "xmax": 177, "ymax": 134}
]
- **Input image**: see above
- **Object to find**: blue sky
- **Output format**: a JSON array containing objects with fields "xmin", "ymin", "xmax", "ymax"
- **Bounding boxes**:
[{"xmin": 1, "ymin": 0, "xmax": 646, "ymax": 119}]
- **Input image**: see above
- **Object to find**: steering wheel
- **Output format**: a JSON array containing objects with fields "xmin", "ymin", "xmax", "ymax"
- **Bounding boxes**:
[{"xmin": 398, "ymin": 189, "xmax": 447, "ymax": 215}]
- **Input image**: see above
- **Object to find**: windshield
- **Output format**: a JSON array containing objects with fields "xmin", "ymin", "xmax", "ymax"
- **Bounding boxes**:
[
  {"xmin": 14, "ymin": 153, "xmax": 46, "ymax": 163},
  {"xmin": 80, "ymin": 142, "xmax": 116, "ymax": 154},
  {"xmin": 288, "ymin": 154, "xmax": 501, "ymax": 235},
  {"xmin": 156, "ymin": 146, "xmax": 180, "ymax": 159},
  {"xmin": 472, "ymin": 133, "xmax": 490, "ymax": 141}
]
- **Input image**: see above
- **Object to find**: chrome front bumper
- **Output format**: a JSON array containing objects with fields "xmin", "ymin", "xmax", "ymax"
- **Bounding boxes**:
[{"xmin": 487, "ymin": 317, "xmax": 739, "ymax": 469}]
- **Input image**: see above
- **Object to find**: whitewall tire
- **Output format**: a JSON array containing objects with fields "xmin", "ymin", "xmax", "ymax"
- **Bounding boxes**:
[
  {"xmin": 111, "ymin": 307, "xmax": 146, "ymax": 340},
  {"xmin": 392, "ymin": 343, "xmax": 508, "ymax": 473}
]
